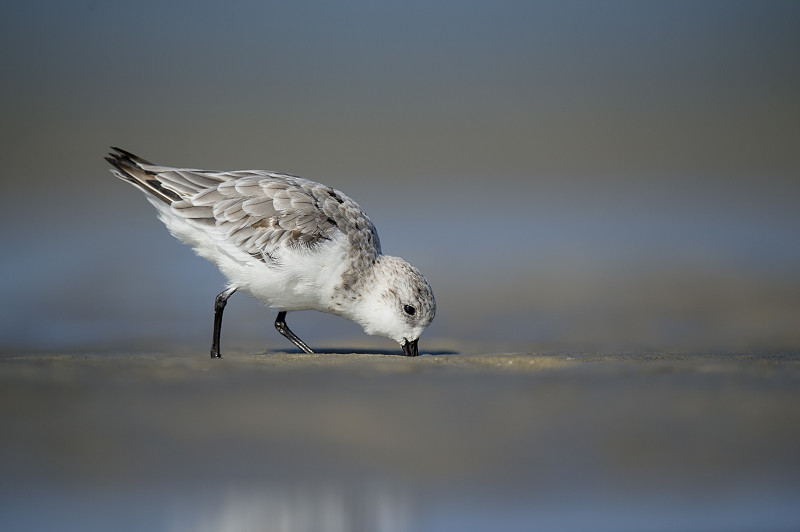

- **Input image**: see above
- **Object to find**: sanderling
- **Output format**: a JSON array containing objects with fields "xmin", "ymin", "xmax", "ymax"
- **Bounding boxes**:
[{"xmin": 106, "ymin": 148, "xmax": 435, "ymax": 357}]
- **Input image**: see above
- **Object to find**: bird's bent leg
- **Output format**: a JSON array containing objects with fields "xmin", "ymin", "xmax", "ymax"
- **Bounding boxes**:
[
  {"xmin": 274, "ymin": 311, "xmax": 315, "ymax": 354},
  {"xmin": 210, "ymin": 287, "xmax": 237, "ymax": 358}
]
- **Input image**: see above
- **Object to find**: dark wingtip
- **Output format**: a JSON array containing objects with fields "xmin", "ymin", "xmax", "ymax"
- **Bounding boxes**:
[
  {"xmin": 108, "ymin": 147, "xmax": 154, "ymax": 165},
  {"xmin": 105, "ymin": 147, "xmax": 177, "ymax": 205}
]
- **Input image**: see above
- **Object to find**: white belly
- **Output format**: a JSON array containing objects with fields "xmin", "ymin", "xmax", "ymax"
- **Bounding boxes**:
[{"xmin": 152, "ymin": 199, "xmax": 351, "ymax": 313}]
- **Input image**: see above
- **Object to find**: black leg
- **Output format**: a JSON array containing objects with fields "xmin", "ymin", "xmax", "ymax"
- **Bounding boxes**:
[
  {"xmin": 211, "ymin": 287, "xmax": 237, "ymax": 358},
  {"xmin": 274, "ymin": 311, "xmax": 315, "ymax": 354}
]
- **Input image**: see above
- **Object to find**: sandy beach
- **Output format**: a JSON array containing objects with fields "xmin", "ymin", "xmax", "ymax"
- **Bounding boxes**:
[{"xmin": 2, "ymin": 351, "xmax": 798, "ymax": 531}]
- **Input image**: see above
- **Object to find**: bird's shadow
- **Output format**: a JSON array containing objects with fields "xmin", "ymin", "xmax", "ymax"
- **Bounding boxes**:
[{"xmin": 262, "ymin": 348, "xmax": 459, "ymax": 356}]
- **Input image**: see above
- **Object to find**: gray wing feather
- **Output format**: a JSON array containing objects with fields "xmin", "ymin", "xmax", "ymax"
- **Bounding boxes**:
[
  {"xmin": 177, "ymin": 170, "xmax": 221, "ymax": 188},
  {"xmin": 241, "ymin": 197, "xmax": 278, "ymax": 217},
  {"xmin": 193, "ymin": 188, "xmax": 227, "ymax": 206},
  {"xmin": 212, "ymin": 198, "xmax": 241, "ymax": 218},
  {"xmin": 146, "ymin": 169, "xmax": 224, "ymax": 197},
  {"xmin": 189, "ymin": 173, "xmax": 378, "ymax": 259},
  {"xmin": 222, "ymin": 202, "xmax": 248, "ymax": 223},
  {"xmin": 233, "ymin": 181, "xmax": 264, "ymax": 196},
  {"xmin": 110, "ymin": 149, "xmax": 381, "ymax": 262},
  {"xmin": 172, "ymin": 202, "xmax": 214, "ymax": 219}
]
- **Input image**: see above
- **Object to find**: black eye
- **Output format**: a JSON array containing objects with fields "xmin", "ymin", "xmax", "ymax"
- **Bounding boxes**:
[{"xmin": 403, "ymin": 304, "xmax": 416, "ymax": 316}]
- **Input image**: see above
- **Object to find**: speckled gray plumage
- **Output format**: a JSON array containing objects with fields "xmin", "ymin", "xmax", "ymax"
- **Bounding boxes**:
[{"xmin": 107, "ymin": 148, "xmax": 382, "ymax": 281}]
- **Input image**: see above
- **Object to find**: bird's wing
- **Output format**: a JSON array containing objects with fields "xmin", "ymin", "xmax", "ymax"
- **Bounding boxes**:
[
  {"xmin": 187, "ymin": 174, "xmax": 381, "ymax": 261},
  {"xmin": 109, "ymin": 148, "xmax": 381, "ymax": 262},
  {"xmin": 183, "ymin": 174, "xmax": 342, "ymax": 255}
]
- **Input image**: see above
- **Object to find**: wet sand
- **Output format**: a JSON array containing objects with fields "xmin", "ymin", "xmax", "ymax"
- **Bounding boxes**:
[{"xmin": 2, "ymin": 351, "xmax": 799, "ymax": 531}]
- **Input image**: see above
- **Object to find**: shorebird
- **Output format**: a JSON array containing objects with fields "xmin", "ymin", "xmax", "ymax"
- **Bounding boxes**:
[{"xmin": 107, "ymin": 148, "xmax": 435, "ymax": 358}]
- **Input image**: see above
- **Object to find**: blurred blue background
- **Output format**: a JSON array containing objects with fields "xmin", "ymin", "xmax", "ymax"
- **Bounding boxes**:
[
  {"xmin": 1, "ymin": 0, "xmax": 799, "ymax": 354},
  {"xmin": 2, "ymin": 3, "xmax": 800, "ymax": 531}
]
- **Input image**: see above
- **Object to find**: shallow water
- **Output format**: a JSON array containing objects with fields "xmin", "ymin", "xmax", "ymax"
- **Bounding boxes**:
[
  {"xmin": 2, "ymin": 192, "xmax": 799, "ymax": 356},
  {"xmin": 2, "ymin": 352, "xmax": 799, "ymax": 531}
]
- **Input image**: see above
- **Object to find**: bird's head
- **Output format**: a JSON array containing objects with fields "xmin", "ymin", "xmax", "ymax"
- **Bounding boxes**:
[{"xmin": 350, "ymin": 256, "xmax": 435, "ymax": 356}]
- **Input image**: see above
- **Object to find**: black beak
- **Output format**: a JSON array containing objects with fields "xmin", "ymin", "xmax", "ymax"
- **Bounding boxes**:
[{"xmin": 401, "ymin": 338, "xmax": 419, "ymax": 357}]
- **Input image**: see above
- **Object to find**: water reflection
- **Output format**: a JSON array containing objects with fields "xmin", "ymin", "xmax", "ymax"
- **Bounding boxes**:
[
  {"xmin": 5, "ymin": 478, "xmax": 799, "ymax": 532},
  {"xmin": 169, "ymin": 482, "xmax": 413, "ymax": 532}
]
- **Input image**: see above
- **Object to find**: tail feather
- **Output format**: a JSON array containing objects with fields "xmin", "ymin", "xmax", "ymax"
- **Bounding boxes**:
[
  {"xmin": 110, "ymin": 146, "xmax": 154, "ymax": 165},
  {"xmin": 106, "ymin": 147, "xmax": 180, "ymax": 205}
]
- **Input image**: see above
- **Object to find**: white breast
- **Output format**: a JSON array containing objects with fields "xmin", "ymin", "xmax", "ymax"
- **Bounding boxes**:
[{"xmin": 152, "ymin": 196, "xmax": 353, "ymax": 313}]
